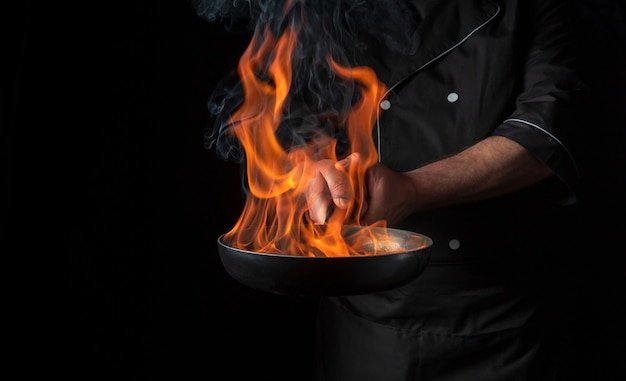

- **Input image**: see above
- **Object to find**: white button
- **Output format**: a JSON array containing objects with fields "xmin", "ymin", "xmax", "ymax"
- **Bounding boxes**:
[
  {"xmin": 380, "ymin": 100, "xmax": 391, "ymax": 110},
  {"xmin": 449, "ymin": 239, "xmax": 461, "ymax": 250},
  {"xmin": 447, "ymin": 92, "xmax": 459, "ymax": 103}
]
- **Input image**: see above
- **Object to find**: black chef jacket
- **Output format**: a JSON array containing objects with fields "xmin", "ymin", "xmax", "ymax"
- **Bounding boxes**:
[{"xmin": 316, "ymin": 1, "xmax": 585, "ymax": 380}]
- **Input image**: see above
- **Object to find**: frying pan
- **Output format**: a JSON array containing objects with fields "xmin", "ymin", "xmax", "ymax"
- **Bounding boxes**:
[{"xmin": 217, "ymin": 225, "xmax": 433, "ymax": 296}]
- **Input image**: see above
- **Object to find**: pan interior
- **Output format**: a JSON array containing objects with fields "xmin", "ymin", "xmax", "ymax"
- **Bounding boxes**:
[{"xmin": 219, "ymin": 225, "xmax": 433, "ymax": 258}]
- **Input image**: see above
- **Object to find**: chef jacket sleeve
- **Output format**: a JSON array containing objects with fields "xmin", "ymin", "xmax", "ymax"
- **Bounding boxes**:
[{"xmin": 492, "ymin": 0, "xmax": 586, "ymax": 205}]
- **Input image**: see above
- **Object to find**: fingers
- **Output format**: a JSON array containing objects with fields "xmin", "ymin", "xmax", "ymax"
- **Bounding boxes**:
[
  {"xmin": 319, "ymin": 161, "xmax": 353, "ymax": 209},
  {"xmin": 305, "ymin": 154, "xmax": 360, "ymax": 224},
  {"xmin": 305, "ymin": 170, "xmax": 334, "ymax": 224}
]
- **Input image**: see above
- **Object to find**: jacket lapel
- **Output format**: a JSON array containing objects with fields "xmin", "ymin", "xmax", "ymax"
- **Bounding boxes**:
[{"xmin": 389, "ymin": 0, "xmax": 501, "ymax": 85}]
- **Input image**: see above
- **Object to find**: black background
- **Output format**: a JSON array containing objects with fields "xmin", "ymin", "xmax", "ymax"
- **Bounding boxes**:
[{"xmin": 4, "ymin": 0, "xmax": 625, "ymax": 379}]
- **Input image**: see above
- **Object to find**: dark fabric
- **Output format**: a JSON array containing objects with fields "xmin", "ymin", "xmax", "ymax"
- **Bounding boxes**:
[
  {"xmin": 316, "ymin": 263, "xmax": 559, "ymax": 381},
  {"xmin": 409, "ymin": 0, "xmax": 441, "ymax": 22}
]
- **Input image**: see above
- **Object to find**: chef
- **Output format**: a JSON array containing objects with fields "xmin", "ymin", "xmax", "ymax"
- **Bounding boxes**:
[{"xmin": 309, "ymin": 0, "xmax": 585, "ymax": 380}]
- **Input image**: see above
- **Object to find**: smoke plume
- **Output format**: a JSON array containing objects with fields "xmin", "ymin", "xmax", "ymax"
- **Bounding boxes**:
[{"xmin": 193, "ymin": 0, "xmax": 418, "ymax": 162}]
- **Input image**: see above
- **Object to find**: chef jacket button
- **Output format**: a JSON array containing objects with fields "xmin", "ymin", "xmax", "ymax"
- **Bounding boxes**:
[
  {"xmin": 380, "ymin": 100, "xmax": 391, "ymax": 110},
  {"xmin": 449, "ymin": 239, "xmax": 461, "ymax": 250},
  {"xmin": 447, "ymin": 92, "xmax": 459, "ymax": 103}
]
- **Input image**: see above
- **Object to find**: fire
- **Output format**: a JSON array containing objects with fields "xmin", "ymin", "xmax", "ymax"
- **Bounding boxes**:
[{"xmin": 222, "ymin": 6, "xmax": 392, "ymax": 257}]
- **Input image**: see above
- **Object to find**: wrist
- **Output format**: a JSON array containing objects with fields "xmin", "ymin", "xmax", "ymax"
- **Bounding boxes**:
[{"xmin": 403, "ymin": 169, "xmax": 428, "ymax": 214}]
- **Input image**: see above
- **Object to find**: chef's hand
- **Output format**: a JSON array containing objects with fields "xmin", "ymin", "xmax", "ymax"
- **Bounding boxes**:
[
  {"xmin": 361, "ymin": 163, "xmax": 419, "ymax": 226},
  {"xmin": 305, "ymin": 153, "xmax": 419, "ymax": 226},
  {"xmin": 307, "ymin": 136, "xmax": 555, "ymax": 225}
]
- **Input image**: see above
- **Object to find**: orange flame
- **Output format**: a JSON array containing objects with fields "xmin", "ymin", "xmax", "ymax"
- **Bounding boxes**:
[{"xmin": 223, "ymin": 15, "xmax": 392, "ymax": 257}]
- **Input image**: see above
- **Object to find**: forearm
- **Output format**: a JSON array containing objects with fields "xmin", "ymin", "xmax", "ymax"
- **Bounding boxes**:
[{"xmin": 405, "ymin": 136, "xmax": 554, "ymax": 212}]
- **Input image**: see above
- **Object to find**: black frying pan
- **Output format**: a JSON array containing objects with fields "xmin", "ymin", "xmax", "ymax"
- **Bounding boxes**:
[{"xmin": 217, "ymin": 225, "xmax": 433, "ymax": 296}]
